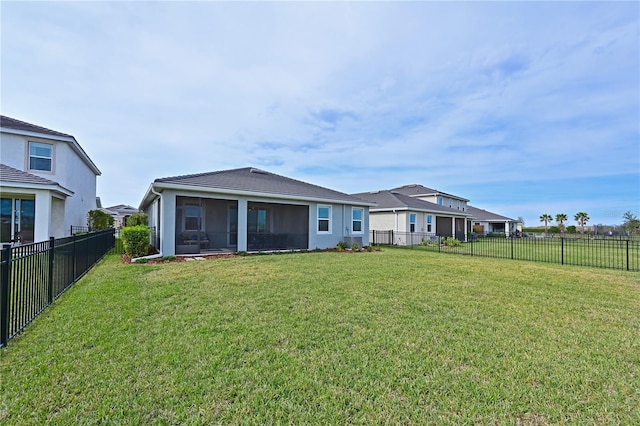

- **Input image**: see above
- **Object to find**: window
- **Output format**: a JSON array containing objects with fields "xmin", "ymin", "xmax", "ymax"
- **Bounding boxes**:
[
  {"xmin": 437, "ymin": 197, "xmax": 443, "ymax": 206},
  {"xmin": 317, "ymin": 205, "xmax": 331, "ymax": 233},
  {"xmin": 352, "ymin": 208, "xmax": 363, "ymax": 233},
  {"xmin": 29, "ymin": 142, "xmax": 53, "ymax": 172},
  {"xmin": 409, "ymin": 213, "xmax": 416, "ymax": 233},
  {"xmin": 248, "ymin": 208, "xmax": 268, "ymax": 233},
  {"xmin": 427, "ymin": 215, "xmax": 432, "ymax": 233},
  {"xmin": 456, "ymin": 201, "xmax": 461, "ymax": 210},
  {"xmin": 448, "ymin": 199, "xmax": 453, "ymax": 208},
  {"xmin": 184, "ymin": 205, "xmax": 202, "ymax": 231}
]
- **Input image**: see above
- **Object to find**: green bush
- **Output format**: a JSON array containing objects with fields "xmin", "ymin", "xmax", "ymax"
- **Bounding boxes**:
[
  {"xmin": 87, "ymin": 209, "xmax": 114, "ymax": 230},
  {"xmin": 336, "ymin": 241, "xmax": 348, "ymax": 251},
  {"xmin": 351, "ymin": 243, "xmax": 360, "ymax": 251},
  {"xmin": 126, "ymin": 213, "xmax": 148, "ymax": 227},
  {"xmin": 122, "ymin": 225, "xmax": 150, "ymax": 259},
  {"xmin": 443, "ymin": 237, "xmax": 461, "ymax": 247}
]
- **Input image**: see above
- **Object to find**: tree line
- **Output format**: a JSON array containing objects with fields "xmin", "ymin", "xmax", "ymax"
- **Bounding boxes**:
[{"xmin": 538, "ymin": 211, "xmax": 639, "ymax": 235}]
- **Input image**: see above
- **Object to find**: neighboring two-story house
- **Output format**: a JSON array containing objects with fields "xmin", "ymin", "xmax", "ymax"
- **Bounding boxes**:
[
  {"xmin": 356, "ymin": 183, "xmax": 519, "ymax": 242},
  {"xmin": 0, "ymin": 116, "xmax": 101, "ymax": 244}
]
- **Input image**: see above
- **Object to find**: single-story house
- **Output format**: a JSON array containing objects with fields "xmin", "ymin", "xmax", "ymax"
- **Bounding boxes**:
[
  {"xmin": 466, "ymin": 205, "xmax": 520, "ymax": 236},
  {"xmin": 352, "ymin": 190, "xmax": 472, "ymax": 243},
  {"xmin": 102, "ymin": 204, "xmax": 140, "ymax": 228},
  {"xmin": 1, "ymin": 115, "xmax": 100, "ymax": 244},
  {"xmin": 139, "ymin": 167, "xmax": 376, "ymax": 255}
]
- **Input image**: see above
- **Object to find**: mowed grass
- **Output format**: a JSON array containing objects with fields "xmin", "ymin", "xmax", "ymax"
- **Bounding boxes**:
[{"xmin": 1, "ymin": 249, "xmax": 639, "ymax": 424}]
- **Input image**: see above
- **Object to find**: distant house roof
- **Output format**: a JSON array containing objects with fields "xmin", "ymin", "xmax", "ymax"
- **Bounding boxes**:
[
  {"xmin": 467, "ymin": 205, "xmax": 515, "ymax": 222},
  {"xmin": 0, "ymin": 115, "xmax": 101, "ymax": 175},
  {"xmin": 0, "ymin": 163, "xmax": 73, "ymax": 196},
  {"xmin": 141, "ymin": 167, "xmax": 376, "ymax": 209},
  {"xmin": 352, "ymin": 190, "xmax": 471, "ymax": 216},
  {"xmin": 390, "ymin": 184, "xmax": 470, "ymax": 202},
  {"xmin": 104, "ymin": 204, "xmax": 139, "ymax": 217}
]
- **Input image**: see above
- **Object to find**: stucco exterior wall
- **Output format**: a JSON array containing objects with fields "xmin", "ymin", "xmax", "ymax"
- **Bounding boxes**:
[
  {"xmin": 146, "ymin": 188, "xmax": 369, "ymax": 255},
  {"xmin": 1, "ymin": 131, "xmax": 98, "ymax": 239}
]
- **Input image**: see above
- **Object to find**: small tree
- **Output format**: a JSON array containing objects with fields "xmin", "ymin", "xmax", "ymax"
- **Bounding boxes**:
[
  {"xmin": 622, "ymin": 211, "xmax": 640, "ymax": 235},
  {"xmin": 574, "ymin": 212, "xmax": 589, "ymax": 234},
  {"xmin": 539, "ymin": 214, "xmax": 552, "ymax": 233},
  {"xmin": 555, "ymin": 213, "xmax": 568, "ymax": 234},
  {"xmin": 87, "ymin": 209, "xmax": 114, "ymax": 231},
  {"xmin": 126, "ymin": 213, "xmax": 148, "ymax": 227}
]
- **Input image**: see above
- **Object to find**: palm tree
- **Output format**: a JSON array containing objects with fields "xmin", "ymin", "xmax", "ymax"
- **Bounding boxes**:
[
  {"xmin": 539, "ymin": 214, "xmax": 552, "ymax": 233},
  {"xmin": 574, "ymin": 212, "xmax": 589, "ymax": 234},
  {"xmin": 555, "ymin": 213, "xmax": 568, "ymax": 234}
]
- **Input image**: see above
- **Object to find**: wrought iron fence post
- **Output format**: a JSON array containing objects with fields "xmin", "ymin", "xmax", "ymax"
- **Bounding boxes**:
[
  {"xmin": 561, "ymin": 237, "xmax": 564, "ymax": 265},
  {"xmin": 626, "ymin": 239, "xmax": 630, "ymax": 271},
  {"xmin": 1, "ymin": 244, "xmax": 12, "ymax": 347},
  {"xmin": 48, "ymin": 237, "xmax": 55, "ymax": 304},
  {"xmin": 511, "ymin": 235, "xmax": 514, "ymax": 259}
]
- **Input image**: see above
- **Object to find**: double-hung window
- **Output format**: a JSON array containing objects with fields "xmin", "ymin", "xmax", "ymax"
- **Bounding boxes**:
[
  {"xmin": 318, "ymin": 205, "xmax": 331, "ymax": 233},
  {"xmin": 427, "ymin": 215, "xmax": 432, "ymax": 233},
  {"xmin": 352, "ymin": 208, "xmax": 363, "ymax": 233},
  {"xmin": 29, "ymin": 142, "xmax": 53, "ymax": 172},
  {"xmin": 409, "ymin": 213, "xmax": 416, "ymax": 233},
  {"xmin": 449, "ymin": 199, "xmax": 453, "ymax": 208},
  {"xmin": 437, "ymin": 197, "xmax": 443, "ymax": 206}
]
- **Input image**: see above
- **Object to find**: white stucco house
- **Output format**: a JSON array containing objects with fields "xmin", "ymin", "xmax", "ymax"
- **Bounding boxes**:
[
  {"xmin": 356, "ymin": 183, "xmax": 521, "ymax": 242},
  {"xmin": 0, "ymin": 115, "xmax": 101, "ymax": 244},
  {"xmin": 466, "ymin": 205, "xmax": 520, "ymax": 236},
  {"xmin": 139, "ymin": 167, "xmax": 376, "ymax": 255},
  {"xmin": 352, "ymin": 189, "xmax": 472, "ymax": 244}
]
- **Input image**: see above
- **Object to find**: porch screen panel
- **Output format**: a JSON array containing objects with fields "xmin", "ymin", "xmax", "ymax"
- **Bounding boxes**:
[{"xmin": 436, "ymin": 216, "xmax": 453, "ymax": 237}]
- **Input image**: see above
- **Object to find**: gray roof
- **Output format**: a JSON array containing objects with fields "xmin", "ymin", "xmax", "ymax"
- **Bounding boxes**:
[
  {"xmin": 391, "ymin": 184, "xmax": 469, "ymax": 202},
  {"xmin": 0, "ymin": 115, "xmax": 73, "ymax": 138},
  {"xmin": 151, "ymin": 167, "xmax": 375, "ymax": 205},
  {"xmin": 352, "ymin": 190, "xmax": 470, "ymax": 216},
  {"xmin": 0, "ymin": 163, "xmax": 73, "ymax": 194},
  {"xmin": 467, "ymin": 205, "xmax": 515, "ymax": 222}
]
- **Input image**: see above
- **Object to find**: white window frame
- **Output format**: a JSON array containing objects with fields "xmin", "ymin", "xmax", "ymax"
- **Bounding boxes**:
[
  {"xmin": 317, "ymin": 205, "xmax": 332, "ymax": 234},
  {"xmin": 28, "ymin": 141, "xmax": 54, "ymax": 173},
  {"xmin": 409, "ymin": 213, "xmax": 416, "ymax": 233},
  {"xmin": 437, "ymin": 197, "xmax": 443, "ymax": 206},
  {"xmin": 351, "ymin": 207, "xmax": 364, "ymax": 234},
  {"xmin": 427, "ymin": 215, "xmax": 432, "ymax": 233},
  {"xmin": 449, "ymin": 199, "xmax": 453, "ymax": 208}
]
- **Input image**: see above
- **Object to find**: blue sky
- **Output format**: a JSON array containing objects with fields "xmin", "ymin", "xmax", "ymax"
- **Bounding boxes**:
[{"xmin": 2, "ymin": 1, "xmax": 638, "ymax": 227}]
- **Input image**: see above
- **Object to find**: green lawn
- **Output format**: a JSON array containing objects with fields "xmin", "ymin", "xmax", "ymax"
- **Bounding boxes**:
[
  {"xmin": 413, "ymin": 237, "xmax": 640, "ymax": 271},
  {"xmin": 1, "ymin": 249, "xmax": 639, "ymax": 424}
]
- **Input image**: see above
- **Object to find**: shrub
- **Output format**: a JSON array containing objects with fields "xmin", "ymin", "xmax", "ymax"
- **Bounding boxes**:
[
  {"xmin": 122, "ymin": 225, "xmax": 150, "ymax": 259},
  {"xmin": 351, "ymin": 243, "xmax": 360, "ymax": 251},
  {"xmin": 443, "ymin": 237, "xmax": 461, "ymax": 247},
  {"xmin": 126, "ymin": 213, "xmax": 148, "ymax": 227},
  {"xmin": 87, "ymin": 209, "xmax": 114, "ymax": 231},
  {"xmin": 336, "ymin": 241, "xmax": 348, "ymax": 251}
]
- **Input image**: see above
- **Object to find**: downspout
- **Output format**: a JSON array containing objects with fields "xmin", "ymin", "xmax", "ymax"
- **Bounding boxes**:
[
  {"xmin": 131, "ymin": 185, "xmax": 164, "ymax": 262},
  {"xmin": 150, "ymin": 185, "xmax": 163, "ymax": 256}
]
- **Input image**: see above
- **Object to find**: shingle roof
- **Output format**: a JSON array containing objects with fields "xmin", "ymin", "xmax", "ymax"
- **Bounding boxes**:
[
  {"xmin": 467, "ymin": 205, "xmax": 515, "ymax": 222},
  {"xmin": 0, "ymin": 163, "xmax": 73, "ymax": 194},
  {"xmin": 352, "ymin": 190, "xmax": 470, "ymax": 215},
  {"xmin": 0, "ymin": 163, "xmax": 60, "ymax": 185},
  {"xmin": 153, "ymin": 167, "xmax": 374, "ymax": 205},
  {"xmin": 0, "ymin": 115, "xmax": 73, "ymax": 138},
  {"xmin": 391, "ymin": 183, "xmax": 469, "ymax": 202}
]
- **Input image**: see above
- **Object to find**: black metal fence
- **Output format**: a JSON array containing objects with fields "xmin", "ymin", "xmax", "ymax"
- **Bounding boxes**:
[
  {"xmin": 370, "ymin": 230, "xmax": 640, "ymax": 272},
  {"xmin": 71, "ymin": 226, "xmax": 156, "ymax": 255},
  {"xmin": 0, "ymin": 229, "xmax": 115, "ymax": 348}
]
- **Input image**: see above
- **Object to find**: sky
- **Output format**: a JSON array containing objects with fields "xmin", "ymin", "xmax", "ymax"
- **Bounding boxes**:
[{"xmin": 2, "ymin": 1, "xmax": 638, "ymax": 227}]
